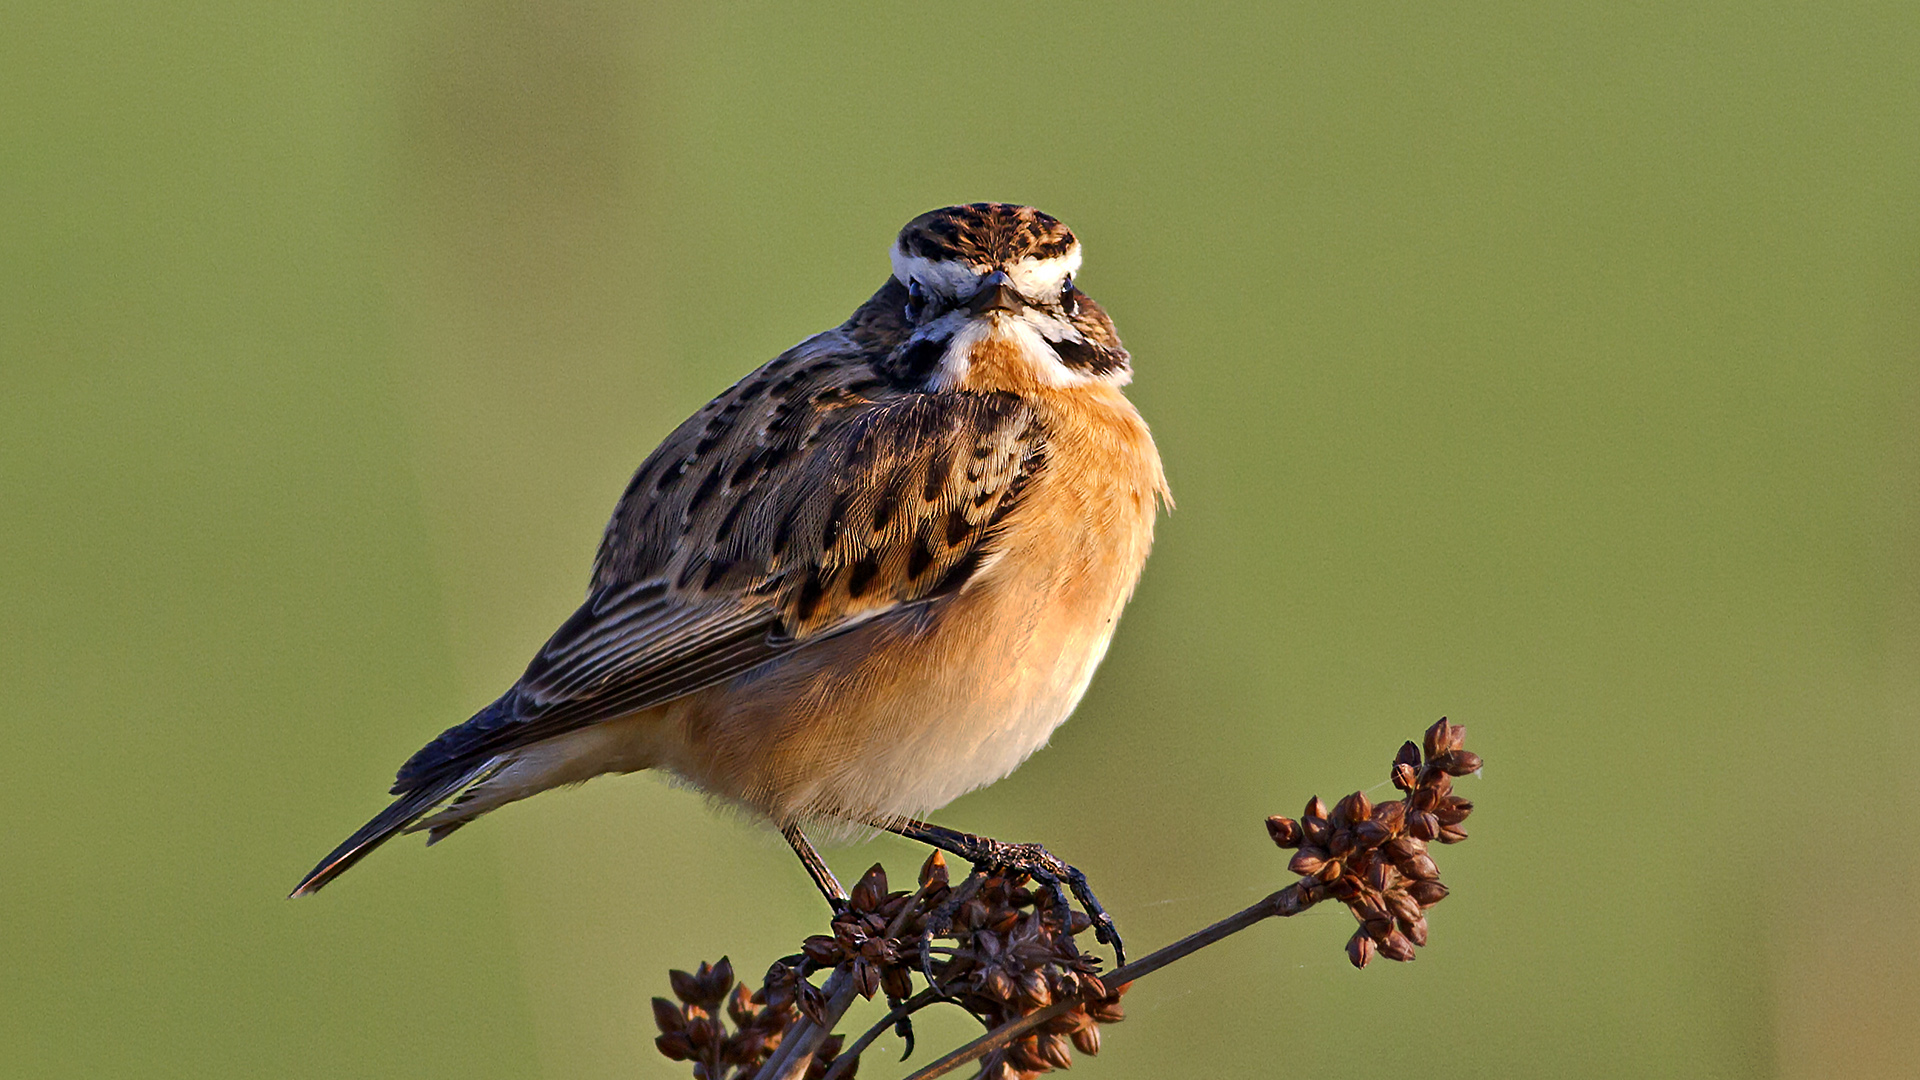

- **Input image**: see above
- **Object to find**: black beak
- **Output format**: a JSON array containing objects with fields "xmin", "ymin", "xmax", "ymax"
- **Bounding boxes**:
[{"xmin": 965, "ymin": 270, "xmax": 1024, "ymax": 316}]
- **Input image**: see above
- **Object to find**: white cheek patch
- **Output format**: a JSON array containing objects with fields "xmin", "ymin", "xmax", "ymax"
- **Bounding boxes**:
[{"xmin": 1002, "ymin": 247, "xmax": 1082, "ymax": 299}]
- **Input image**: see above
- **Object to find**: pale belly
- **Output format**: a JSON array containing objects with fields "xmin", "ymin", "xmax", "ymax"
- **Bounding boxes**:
[{"xmin": 661, "ymin": 525, "xmax": 1144, "ymax": 826}]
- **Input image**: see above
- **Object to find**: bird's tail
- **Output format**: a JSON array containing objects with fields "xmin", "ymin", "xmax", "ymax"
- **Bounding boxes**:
[{"xmin": 288, "ymin": 765, "xmax": 488, "ymax": 897}]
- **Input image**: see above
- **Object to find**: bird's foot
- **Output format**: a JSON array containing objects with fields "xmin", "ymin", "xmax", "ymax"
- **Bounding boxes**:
[{"xmin": 891, "ymin": 821, "xmax": 1124, "ymax": 968}]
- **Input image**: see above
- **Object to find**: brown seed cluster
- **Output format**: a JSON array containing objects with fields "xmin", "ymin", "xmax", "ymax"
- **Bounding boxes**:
[
  {"xmin": 652, "ymin": 957, "xmax": 845, "ymax": 1080},
  {"xmin": 797, "ymin": 856, "xmax": 953, "ymax": 1011},
  {"xmin": 928, "ymin": 869, "xmax": 1125, "ymax": 1079},
  {"xmin": 1265, "ymin": 718, "xmax": 1480, "ymax": 968},
  {"xmin": 655, "ymin": 851, "xmax": 1125, "ymax": 1080}
]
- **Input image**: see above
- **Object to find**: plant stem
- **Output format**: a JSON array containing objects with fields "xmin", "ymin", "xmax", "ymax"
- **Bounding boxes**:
[
  {"xmin": 898, "ymin": 882, "xmax": 1317, "ymax": 1080},
  {"xmin": 753, "ymin": 967, "xmax": 858, "ymax": 1080}
]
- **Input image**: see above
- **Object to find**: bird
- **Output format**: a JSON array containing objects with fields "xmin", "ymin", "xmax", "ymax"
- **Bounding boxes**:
[{"xmin": 291, "ymin": 202, "xmax": 1168, "ymax": 958}]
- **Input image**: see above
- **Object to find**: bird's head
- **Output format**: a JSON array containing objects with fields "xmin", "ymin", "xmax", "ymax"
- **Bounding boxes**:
[{"xmin": 885, "ymin": 203, "xmax": 1131, "ymax": 390}]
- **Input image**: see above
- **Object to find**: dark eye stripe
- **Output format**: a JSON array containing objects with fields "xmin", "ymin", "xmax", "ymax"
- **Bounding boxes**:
[{"xmin": 1047, "ymin": 336, "xmax": 1128, "ymax": 376}]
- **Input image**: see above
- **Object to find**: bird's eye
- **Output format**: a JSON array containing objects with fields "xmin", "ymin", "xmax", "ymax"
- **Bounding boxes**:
[
  {"xmin": 904, "ymin": 280, "xmax": 927, "ymax": 321},
  {"xmin": 1060, "ymin": 275, "xmax": 1078, "ymax": 315}
]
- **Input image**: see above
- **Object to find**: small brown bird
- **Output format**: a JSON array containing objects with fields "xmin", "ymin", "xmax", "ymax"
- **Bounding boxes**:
[{"xmin": 292, "ymin": 203, "xmax": 1167, "ymax": 955}]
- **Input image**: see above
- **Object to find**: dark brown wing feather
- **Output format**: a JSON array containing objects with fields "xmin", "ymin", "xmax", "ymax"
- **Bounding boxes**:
[{"xmin": 393, "ymin": 342, "xmax": 1043, "ymax": 793}]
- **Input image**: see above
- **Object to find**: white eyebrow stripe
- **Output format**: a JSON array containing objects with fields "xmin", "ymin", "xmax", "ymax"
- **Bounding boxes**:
[
  {"xmin": 889, "ymin": 244, "xmax": 1084, "ymax": 301},
  {"xmin": 890, "ymin": 249, "xmax": 985, "ymax": 298}
]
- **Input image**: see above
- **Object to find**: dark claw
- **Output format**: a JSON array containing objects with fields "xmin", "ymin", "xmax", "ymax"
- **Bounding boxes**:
[
  {"xmin": 894, "ymin": 1014, "xmax": 915, "ymax": 1061},
  {"xmin": 885, "ymin": 821, "xmax": 1126, "ymax": 967},
  {"xmin": 919, "ymin": 868, "xmax": 986, "ymax": 997}
]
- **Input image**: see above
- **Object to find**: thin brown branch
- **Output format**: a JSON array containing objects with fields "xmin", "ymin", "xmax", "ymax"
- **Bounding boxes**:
[
  {"xmin": 897, "ymin": 882, "xmax": 1317, "ymax": 1080},
  {"xmin": 818, "ymin": 987, "xmax": 950, "ymax": 1080},
  {"xmin": 753, "ymin": 967, "xmax": 857, "ymax": 1080}
]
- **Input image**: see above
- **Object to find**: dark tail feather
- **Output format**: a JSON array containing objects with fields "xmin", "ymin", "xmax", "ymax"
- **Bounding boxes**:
[{"xmin": 289, "ymin": 773, "xmax": 472, "ymax": 897}]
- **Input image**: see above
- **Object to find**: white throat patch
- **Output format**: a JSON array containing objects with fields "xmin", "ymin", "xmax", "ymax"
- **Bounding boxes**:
[{"xmin": 922, "ymin": 312, "xmax": 1121, "ymax": 391}]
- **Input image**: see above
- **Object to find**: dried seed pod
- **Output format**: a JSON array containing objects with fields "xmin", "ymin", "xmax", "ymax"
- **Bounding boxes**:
[
  {"xmin": 1037, "ymin": 1032, "xmax": 1076, "ymax": 1070},
  {"xmin": 1400, "ymin": 914, "xmax": 1429, "ymax": 947},
  {"xmin": 1398, "ymin": 852, "xmax": 1441, "ymax": 881},
  {"xmin": 1330, "ymin": 828, "xmax": 1356, "ymax": 858},
  {"xmin": 1423, "ymin": 718, "xmax": 1453, "ymax": 758},
  {"xmin": 801, "ymin": 935, "xmax": 841, "ymax": 966},
  {"xmin": 1366, "ymin": 858, "xmax": 1394, "ymax": 892},
  {"xmin": 1267, "ymin": 815, "xmax": 1304, "ymax": 847},
  {"xmin": 1347, "ymin": 930, "xmax": 1375, "ymax": 969},
  {"xmin": 919, "ymin": 850, "xmax": 949, "ymax": 889},
  {"xmin": 1383, "ymin": 835, "xmax": 1426, "ymax": 861},
  {"xmin": 1086, "ymin": 989, "xmax": 1128, "ymax": 1024},
  {"xmin": 1302, "ymin": 815, "xmax": 1332, "ymax": 848},
  {"xmin": 1437, "ymin": 824, "xmax": 1469, "ymax": 844},
  {"xmin": 1072, "ymin": 1023, "xmax": 1102, "ymax": 1056},
  {"xmin": 1372, "ymin": 800, "xmax": 1407, "ymax": 833},
  {"xmin": 1007, "ymin": 1035, "xmax": 1048, "ymax": 1073},
  {"xmin": 1288, "ymin": 848, "xmax": 1329, "ymax": 877},
  {"xmin": 655, "ymin": 1029, "xmax": 695, "ymax": 1061},
  {"xmin": 652, "ymin": 997, "xmax": 686, "ymax": 1035},
  {"xmin": 882, "ymin": 966, "xmax": 912, "ymax": 1000},
  {"xmin": 851, "ymin": 864, "xmax": 889, "ymax": 913},
  {"xmin": 1392, "ymin": 762, "xmax": 1419, "ymax": 791},
  {"xmin": 1018, "ymin": 969, "xmax": 1052, "ymax": 1008},
  {"xmin": 1354, "ymin": 820, "xmax": 1391, "ymax": 848},
  {"xmin": 1408, "ymin": 811, "xmax": 1441, "ymax": 841},
  {"xmin": 984, "ymin": 967, "xmax": 1015, "ymax": 1003},
  {"xmin": 668, "ymin": 968, "xmax": 704, "ymax": 1006},
  {"xmin": 1434, "ymin": 796, "xmax": 1474, "ymax": 825},
  {"xmin": 706, "ymin": 957, "xmax": 735, "ymax": 999},
  {"xmin": 1378, "ymin": 929, "xmax": 1417, "ymax": 962},
  {"xmin": 1385, "ymin": 889, "xmax": 1422, "ymax": 926},
  {"xmin": 1304, "ymin": 796, "xmax": 1329, "ymax": 821},
  {"xmin": 1395, "ymin": 740, "xmax": 1422, "ymax": 770},
  {"xmin": 1407, "ymin": 879, "xmax": 1450, "ymax": 906}
]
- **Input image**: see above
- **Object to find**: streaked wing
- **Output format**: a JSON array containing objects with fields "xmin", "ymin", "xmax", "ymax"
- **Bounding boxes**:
[{"xmin": 394, "ymin": 349, "xmax": 1044, "ymax": 792}]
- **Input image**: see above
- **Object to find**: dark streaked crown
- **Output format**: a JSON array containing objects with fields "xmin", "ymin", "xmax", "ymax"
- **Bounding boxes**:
[{"xmin": 896, "ymin": 203, "xmax": 1078, "ymax": 266}]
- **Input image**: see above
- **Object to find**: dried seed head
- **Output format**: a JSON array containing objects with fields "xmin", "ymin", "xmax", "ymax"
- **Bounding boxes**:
[
  {"xmin": 1288, "ymin": 848, "xmax": 1329, "ymax": 877},
  {"xmin": 1263, "ymin": 721, "xmax": 1481, "ymax": 976},
  {"xmin": 1401, "ymin": 913, "xmax": 1429, "ymax": 947},
  {"xmin": 1434, "ymin": 797, "xmax": 1474, "ymax": 825},
  {"xmin": 1372, "ymin": 800, "xmax": 1407, "ymax": 833},
  {"xmin": 1378, "ymin": 929, "xmax": 1417, "ymax": 962},
  {"xmin": 1395, "ymin": 741, "xmax": 1422, "ymax": 770},
  {"xmin": 1398, "ymin": 852, "xmax": 1441, "ymax": 881},
  {"xmin": 851, "ymin": 864, "xmax": 889, "ymax": 913},
  {"xmin": 1267, "ymin": 815, "xmax": 1304, "ymax": 847},
  {"xmin": 1072, "ymin": 1024, "xmax": 1102, "ymax": 1056},
  {"xmin": 919, "ymin": 850, "xmax": 949, "ymax": 889},
  {"xmin": 1408, "ymin": 811, "xmax": 1441, "ymax": 841},
  {"xmin": 1347, "ymin": 931, "xmax": 1375, "ymax": 969}
]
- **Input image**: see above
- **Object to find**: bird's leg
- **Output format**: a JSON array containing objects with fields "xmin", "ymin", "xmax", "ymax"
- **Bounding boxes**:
[
  {"xmin": 782, "ymin": 823, "xmax": 847, "ymax": 913},
  {"xmin": 880, "ymin": 818, "xmax": 1124, "ymax": 966}
]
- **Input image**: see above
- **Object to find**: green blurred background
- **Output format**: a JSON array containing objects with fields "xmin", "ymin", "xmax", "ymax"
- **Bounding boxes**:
[{"xmin": 5, "ymin": 3, "xmax": 1916, "ymax": 1077}]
